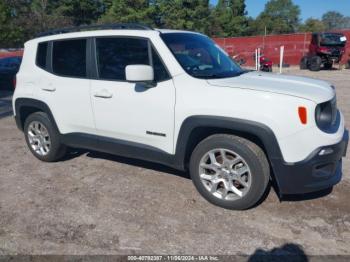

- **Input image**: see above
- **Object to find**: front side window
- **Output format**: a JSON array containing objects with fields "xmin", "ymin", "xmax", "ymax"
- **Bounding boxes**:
[
  {"xmin": 96, "ymin": 37, "xmax": 170, "ymax": 82},
  {"xmin": 52, "ymin": 39, "xmax": 86, "ymax": 77},
  {"xmin": 152, "ymin": 48, "xmax": 170, "ymax": 82},
  {"xmin": 161, "ymin": 33, "xmax": 244, "ymax": 79}
]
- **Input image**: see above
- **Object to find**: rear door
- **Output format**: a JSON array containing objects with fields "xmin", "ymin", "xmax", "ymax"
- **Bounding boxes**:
[
  {"xmin": 37, "ymin": 38, "xmax": 95, "ymax": 135},
  {"xmin": 90, "ymin": 37, "xmax": 175, "ymax": 154}
]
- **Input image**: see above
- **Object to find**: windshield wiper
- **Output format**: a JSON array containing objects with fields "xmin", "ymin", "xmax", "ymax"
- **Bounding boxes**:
[{"xmin": 192, "ymin": 69, "xmax": 249, "ymax": 79}]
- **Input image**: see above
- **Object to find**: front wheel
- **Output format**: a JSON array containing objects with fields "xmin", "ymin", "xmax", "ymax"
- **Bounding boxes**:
[
  {"xmin": 300, "ymin": 56, "xmax": 308, "ymax": 70},
  {"xmin": 309, "ymin": 56, "xmax": 322, "ymax": 71},
  {"xmin": 189, "ymin": 134, "xmax": 270, "ymax": 210}
]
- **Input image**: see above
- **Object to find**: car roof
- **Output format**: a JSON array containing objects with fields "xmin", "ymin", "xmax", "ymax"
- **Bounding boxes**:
[
  {"xmin": 32, "ymin": 29, "xmax": 159, "ymax": 43},
  {"xmin": 29, "ymin": 24, "xmax": 202, "ymax": 44},
  {"xmin": 156, "ymin": 29, "xmax": 202, "ymax": 35}
]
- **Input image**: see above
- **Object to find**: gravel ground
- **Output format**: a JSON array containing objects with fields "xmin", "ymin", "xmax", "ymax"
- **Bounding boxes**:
[{"xmin": 0, "ymin": 68, "xmax": 349, "ymax": 257}]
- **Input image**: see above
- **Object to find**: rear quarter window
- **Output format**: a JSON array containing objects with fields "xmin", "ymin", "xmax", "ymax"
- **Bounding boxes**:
[{"xmin": 36, "ymin": 42, "xmax": 48, "ymax": 69}]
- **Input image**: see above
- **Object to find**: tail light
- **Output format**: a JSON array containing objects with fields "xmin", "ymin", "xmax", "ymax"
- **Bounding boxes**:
[{"xmin": 13, "ymin": 76, "xmax": 16, "ymax": 89}]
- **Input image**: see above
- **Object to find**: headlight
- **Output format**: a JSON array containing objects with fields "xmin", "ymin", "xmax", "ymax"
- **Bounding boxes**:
[{"xmin": 315, "ymin": 97, "xmax": 337, "ymax": 131}]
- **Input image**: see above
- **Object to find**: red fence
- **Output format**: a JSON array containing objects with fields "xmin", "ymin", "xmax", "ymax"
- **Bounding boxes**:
[{"xmin": 214, "ymin": 30, "xmax": 350, "ymax": 66}]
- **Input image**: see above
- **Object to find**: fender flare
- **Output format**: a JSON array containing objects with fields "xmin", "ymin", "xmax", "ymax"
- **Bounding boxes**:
[
  {"xmin": 173, "ymin": 116, "xmax": 285, "ymax": 193},
  {"xmin": 14, "ymin": 98, "xmax": 59, "ymax": 132}
]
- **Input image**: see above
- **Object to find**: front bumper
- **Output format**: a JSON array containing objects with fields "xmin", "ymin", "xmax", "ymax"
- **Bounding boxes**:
[{"xmin": 272, "ymin": 129, "xmax": 348, "ymax": 195}]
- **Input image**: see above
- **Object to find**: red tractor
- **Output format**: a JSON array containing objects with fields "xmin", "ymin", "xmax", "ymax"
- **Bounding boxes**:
[{"xmin": 300, "ymin": 32, "xmax": 347, "ymax": 71}]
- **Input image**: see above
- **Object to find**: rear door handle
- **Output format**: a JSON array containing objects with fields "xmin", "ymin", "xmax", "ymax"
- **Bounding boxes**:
[
  {"xmin": 41, "ymin": 84, "xmax": 56, "ymax": 92},
  {"xmin": 94, "ymin": 89, "xmax": 113, "ymax": 99}
]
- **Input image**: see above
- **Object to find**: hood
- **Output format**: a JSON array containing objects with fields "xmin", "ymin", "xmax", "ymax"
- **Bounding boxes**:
[{"xmin": 207, "ymin": 71, "xmax": 335, "ymax": 103}]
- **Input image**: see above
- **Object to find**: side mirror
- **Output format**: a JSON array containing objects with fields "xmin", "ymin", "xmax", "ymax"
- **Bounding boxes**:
[{"xmin": 125, "ymin": 65, "xmax": 155, "ymax": 86}]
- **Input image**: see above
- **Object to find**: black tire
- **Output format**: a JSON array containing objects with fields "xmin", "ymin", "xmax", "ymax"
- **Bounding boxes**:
[
  {"xmin": 324, "ymin": 61, "xmax": 333, "ymax": 70},
  {"xmin": 300, "ymin": 56, "xmax": 308, "ymax": 70},
  {"xmin": 189, "ymin": 134, "xmax": 270, "ymax": 210},
  {"xmin": 309, "ymin": 56, "xmax": 322, "ymax": 71},
  {"xmin": 24, "ymin": 112, "xmax": 66, "ymax": 162}
]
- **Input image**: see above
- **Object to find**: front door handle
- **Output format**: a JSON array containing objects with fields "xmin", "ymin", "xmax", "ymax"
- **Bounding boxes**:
[{"xmin": 94, "ymin": 89, "xmax": 113, "ymax": 99}]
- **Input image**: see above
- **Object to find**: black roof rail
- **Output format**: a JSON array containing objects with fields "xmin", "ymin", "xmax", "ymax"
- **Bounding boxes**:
[{"xmin": 36, "ymin": 23, "xmax": 153, "ymax": 37}]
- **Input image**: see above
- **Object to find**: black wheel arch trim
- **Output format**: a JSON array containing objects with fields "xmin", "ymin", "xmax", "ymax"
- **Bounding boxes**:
[
  {"xmin": 173, "ymin": 116, "xmax": 286, "ymax": 194},
  {"xmin": 174, "ymin": 116, "xmax": 284, "ymax": 165},
  {"xmin": 14, "ymin": 98, "xmax": 60, "ymax": 133}
]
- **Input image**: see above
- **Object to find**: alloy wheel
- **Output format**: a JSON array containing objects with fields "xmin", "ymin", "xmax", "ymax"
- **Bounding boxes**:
[
  {"xmin": 199, "ymin": 148, "xmax": 252, "ymax": 201},
  {"xmin": 27, "ymin": 121, "xmax": 51, "ymax": 156}
]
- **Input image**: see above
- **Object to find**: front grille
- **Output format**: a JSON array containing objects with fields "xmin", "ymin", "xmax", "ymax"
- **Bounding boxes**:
[{"xmin": 330, "ymin": 48, "xmax": 341, "ymax": 56}]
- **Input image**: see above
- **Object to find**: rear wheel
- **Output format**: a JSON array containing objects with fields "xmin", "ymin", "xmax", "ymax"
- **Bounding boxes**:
[
  {"xmin": 300, "ymin": 56, "xmax": 308, "ymax": 70},
  {"xmin": 189, "ymin": 134, "xmax": 270, "ymax": 210},
  {"xmin": 24, "ymin": 112, "xmax": 67, "ymax": 162},
  {"xmin": 309, "ymin": 56, "xmax": 322, "ymax": 71}
]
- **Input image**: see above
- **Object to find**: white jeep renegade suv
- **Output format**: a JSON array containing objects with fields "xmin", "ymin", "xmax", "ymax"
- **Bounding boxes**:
[{"xmin": 13, "ymin": 24, "xmax": 348, "ymax": 210}]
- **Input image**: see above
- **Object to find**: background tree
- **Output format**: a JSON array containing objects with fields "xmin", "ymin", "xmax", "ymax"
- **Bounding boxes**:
[
  {"xmin": 322, "ymin": 11, "xmax": 346, "ymax": 30},
  {"xmin": 157, "ymin": 0, "xmax": 211, "ymax": 34},
  {"xmin": 0, "ymin": 1, "xmax": 23, "ymax": 47},
  {"xmin": 299, "ymin": 18, "xmax": 326, "ymax": 32},
  {"xmin": 30, "ymin": 0, "xmax": 72, "ymax": 32},
  {"xmin": 253, "ymin": 0, "xmax": 300, "ymax": 35},
  {"xmin": 1, "ymin": 0, "xmax": 350, "ymax": 48},
  {"xmin": 53, "ymin": 0, "xmax": 105, "ymax": 26},
  {"xmin": 343, "ymin": 17, "xmax": 350, "ymax": 29},
  {"xmin": 99, "ymin": 0, "xmax": 156, "ymax": 25},
  {"xmin": 212, "ymin": 0, "xmax": 248, "ymax": 37}
]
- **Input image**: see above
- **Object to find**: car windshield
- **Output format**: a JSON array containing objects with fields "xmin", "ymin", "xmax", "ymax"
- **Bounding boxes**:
[
  {"xmin": 161, "ymin": 33, "xmax": 245, "ymax": 79},
  {"xmin": 320, "ymin": 33, "xmax": 346, "ymax": 47}
]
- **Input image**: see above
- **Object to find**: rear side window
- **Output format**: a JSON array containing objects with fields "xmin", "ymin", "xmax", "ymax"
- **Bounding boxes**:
[
  {"xmin": 96, "ymin": 37, "xmax": 170, "ymax": 81},
  {"xmin": 36, "ymin": 42, "xmax": 48, "ymax": 69},
  {"xmin": 52, "ymin": 39, "xmax": 86, "ymax": 77}
]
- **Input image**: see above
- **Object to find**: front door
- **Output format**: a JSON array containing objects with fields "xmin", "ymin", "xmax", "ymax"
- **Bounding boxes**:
[{"xmin": 90, "ymin": 37, "xmax": 175, "ymax": 154}]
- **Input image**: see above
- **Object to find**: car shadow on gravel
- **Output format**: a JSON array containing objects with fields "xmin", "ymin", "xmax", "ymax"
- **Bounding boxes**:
[
  {"xmin": 248, "ymin": 243, "xmax": 308, "ymax": 262},
  {"xmin": 87, "ymin": 151, "xmax": 189, "ymax": 179},
  {"xmin": 62, "ymin": 148, "xmax": 336, "ymax": 209},
  {"xmin": 63, "ymin": 149, "xmax": 190, "ymax": 179},
  {"xmin": 281, "ymin": 187, "xmax": 333, "ymax": 202},
  {"xmin": 62, "ymin": 148, "xmax": 334, "ymax": 203}
]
